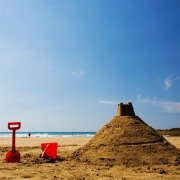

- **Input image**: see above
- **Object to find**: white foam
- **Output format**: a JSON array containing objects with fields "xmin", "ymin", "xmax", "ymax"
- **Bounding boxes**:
[{"xmin": 0, "ymin": 132, "xmax": 95, "ymax": 138}]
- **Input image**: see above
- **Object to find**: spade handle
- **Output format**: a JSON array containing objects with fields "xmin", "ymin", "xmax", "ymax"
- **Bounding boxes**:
[
  {"xmin": 8, "ymin": 122, "xmax": 21, "ymax": 151},
  {"xmin": 8, "ymin": 122, "xmax": 21, "ymax": 130}
]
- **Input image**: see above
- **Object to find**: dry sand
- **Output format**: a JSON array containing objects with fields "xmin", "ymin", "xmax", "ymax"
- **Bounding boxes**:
[
  {"xmin": 73, "ymin": 116, "xmax": 180, "ymax": 167},
  {"xmin": 0, "ymin": 136, "xmax": 180, "ymax": 179}
]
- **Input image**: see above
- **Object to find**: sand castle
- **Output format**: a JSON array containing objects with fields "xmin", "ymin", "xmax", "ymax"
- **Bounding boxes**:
[
  {"xmin": 74, "ymin": 102, "xmax": 180, "ymax": 166},
  {"xmin": 117, "ymin": 102, "xmax": 135, "ymax": 116}
]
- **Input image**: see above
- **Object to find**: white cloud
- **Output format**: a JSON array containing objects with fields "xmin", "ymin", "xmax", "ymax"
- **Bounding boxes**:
[
  {"xmin": 138, "ymin": 98, "xmax": 180, "ymax": 113},
  {"xmin": 163, "ymin": 77, "xmax": 172, "ymax": 90},
  {"xmin": 72, "ymin": 68, "xmax": 86, "ymax": 79},
  {"xmin": 163, "ymin": 75, "xmax": 180, "ymax": 91},
  {"xmin": 97, "ymin": 100, "xmax": 118, "ymax": 105}
]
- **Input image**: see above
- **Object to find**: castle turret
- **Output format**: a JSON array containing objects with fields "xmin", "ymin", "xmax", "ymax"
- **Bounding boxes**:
[{"xmin": 117, "ymin": 102, "xmax": 135, "ymax": 116}]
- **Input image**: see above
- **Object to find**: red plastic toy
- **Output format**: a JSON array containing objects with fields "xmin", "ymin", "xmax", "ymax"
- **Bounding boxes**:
[
  {"xmin": 6, "ymin": 122, "xmax": 21, "ymax": 163},
  {"xmin": 41, "ymin": 142, "xmax": 58, "ymax": 161}
]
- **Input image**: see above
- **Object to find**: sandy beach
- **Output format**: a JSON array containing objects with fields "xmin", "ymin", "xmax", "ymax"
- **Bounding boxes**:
[{"xmin": 0, "ymin": 136, "xmax": 180, "ymax": 179}]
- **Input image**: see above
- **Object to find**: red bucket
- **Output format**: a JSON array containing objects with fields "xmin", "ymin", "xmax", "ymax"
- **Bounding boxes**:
[{"xmin": 41, "ymin": 142, "xmax": 58, "ymax": 160}]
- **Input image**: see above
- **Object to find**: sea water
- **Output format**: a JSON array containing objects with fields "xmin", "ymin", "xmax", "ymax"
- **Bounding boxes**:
[{"xmin": 0, "ymin": 132, "xmax": 96, "ymax": 138}]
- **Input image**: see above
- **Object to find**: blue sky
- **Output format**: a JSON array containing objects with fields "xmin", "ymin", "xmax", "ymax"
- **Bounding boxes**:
[{"xmin": 0, "ymin": 0, "xmax": 179, "ymax": 131}]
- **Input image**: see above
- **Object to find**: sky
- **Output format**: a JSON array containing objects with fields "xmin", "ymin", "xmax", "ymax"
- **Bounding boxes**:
[{"xmin": 0, "ymin": 0, "xmax": 180, "ymax": 132}]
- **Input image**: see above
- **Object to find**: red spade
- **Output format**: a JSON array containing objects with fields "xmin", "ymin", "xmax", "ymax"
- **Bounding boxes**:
[{"xmin": 6, "ymin": 122, "xmax": 21, "ymax": 163}]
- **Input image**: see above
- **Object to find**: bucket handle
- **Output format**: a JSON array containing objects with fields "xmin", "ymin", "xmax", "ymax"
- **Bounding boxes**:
[
  {"xmin": 8, "ymin": 122, "xmax": 21, "ymax": 130},
  {"xmin": 41, "ymin": 144, "xmax": 49, "ymax": 157}
]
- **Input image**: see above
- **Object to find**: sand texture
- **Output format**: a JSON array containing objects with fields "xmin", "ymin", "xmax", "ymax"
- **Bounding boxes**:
[
  {"xmin": 0, "ymin": 135, "xmax": 179, "ymax": 179},
  {"xmin": 74, "ymin": 116, "xmax": 180, "ymax": 167}
]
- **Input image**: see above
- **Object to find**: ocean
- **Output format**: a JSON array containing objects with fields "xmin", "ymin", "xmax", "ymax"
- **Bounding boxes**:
[{"xmin": 0, "ymin": 132, "xmax": 96, "ymax": 138}]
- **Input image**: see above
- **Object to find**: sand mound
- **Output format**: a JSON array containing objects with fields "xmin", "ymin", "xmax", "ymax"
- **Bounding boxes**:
[{"xmin": 74, "ymin": 103, "xmax": 180, "ymax": 167}]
